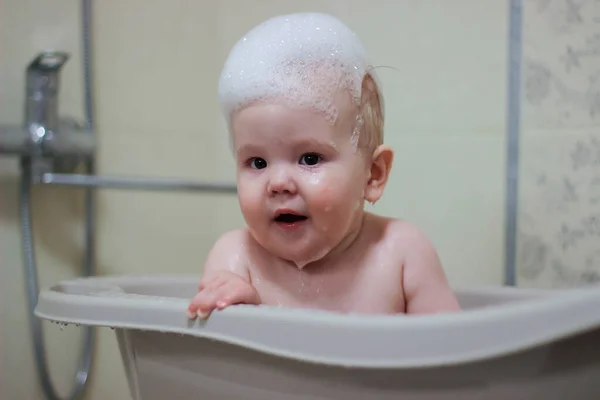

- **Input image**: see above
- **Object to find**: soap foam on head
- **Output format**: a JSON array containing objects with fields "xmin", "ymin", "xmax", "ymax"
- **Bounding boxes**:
[{"xmin": 218, "ymin": 12, "xmax": 370, "ymax": 128}]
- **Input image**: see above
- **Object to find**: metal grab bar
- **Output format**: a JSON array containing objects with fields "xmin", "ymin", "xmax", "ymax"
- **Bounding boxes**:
[{"xmin": 40, "ymin": 173, "xmax": 237, "ymax": 193}]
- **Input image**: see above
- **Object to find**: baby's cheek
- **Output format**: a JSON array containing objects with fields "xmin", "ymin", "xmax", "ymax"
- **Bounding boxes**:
[
  {"xmin": 238, "ymin": 184, "xmax": 263, "ymax": 217},
  {"xmin": 306, "ymin": 169, "xmax": 360, "ymax": 211},
  {"xmin": 311, "ymin": 176, "xmax": 335, "ymax": 198},
  {"xmin": 315, "ymin": 182, "xmax": 351, "ymax": 211},
  {"xmin": 318, "ymin": 184, "xmax": 332, "ymax": 198}
]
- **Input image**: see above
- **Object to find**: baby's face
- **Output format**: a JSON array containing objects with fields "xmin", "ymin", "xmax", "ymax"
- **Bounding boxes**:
[{"xmin": 231, "ymin": 96, "xmax": 369, "ymax": 267}]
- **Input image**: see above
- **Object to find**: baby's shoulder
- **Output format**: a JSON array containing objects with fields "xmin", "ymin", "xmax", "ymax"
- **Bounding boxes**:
[
  {"xmin": 364, "ymin": 213, "xmax": 437, "ymax": 266},
  {"xmin": 211, "ymin": 228, "xmax": 255, "ymax": 256},
  {"xmin": 204, "ymin": 228, "xmax": 254, "ymax": 271},
  {"xmin": 214, "ymin": 227, "xmax": 249, "ymax": 245},
  {"xmin": 367, "ymin": 213, "xmax": 432, "ymax": 249}
]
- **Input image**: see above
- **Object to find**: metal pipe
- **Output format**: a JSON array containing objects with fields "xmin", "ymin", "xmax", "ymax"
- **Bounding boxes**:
[
  {"xmin": 40, "ymin": 173, "xmax": 238, "ymax": 193},
  {"xmin": 504, "ymin": 0, "xmax": 523, "ymax": 287},
  {"xmin": 82, "ymin": 0, "xmax": 95, "ymax": 131},
  {"xmin": 0, "ymin": 124, "xmax": 95, "ymax": 157},
  {"xmin": 21, "ymin": 159, "xmax": 93, "ymax": 400},
  {"xmin": 21, "ymin": 2, "xmax": 97, "ymax": 400},
  {"xmin": 0, "ymin": 125, "xmax": 34, "ymax": 154}
]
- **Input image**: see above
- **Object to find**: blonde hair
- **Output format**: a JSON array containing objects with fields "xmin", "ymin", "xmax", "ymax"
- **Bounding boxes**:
[{"xmin": 357, "ymin": 72, "xmax": 384, "ymax": 150}]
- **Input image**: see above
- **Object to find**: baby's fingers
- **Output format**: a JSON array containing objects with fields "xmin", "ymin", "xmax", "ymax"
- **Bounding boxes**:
[
  {"xmin": 187, "ymin": 279, "xmax": 258, "ymax": 319},
  {"xmin": 188, "ymin": 290, "xmax": 219, "ymax": 319},
  {"xmin": 215, "ymin": 282, "xmax": 259, "ymax": 309}
]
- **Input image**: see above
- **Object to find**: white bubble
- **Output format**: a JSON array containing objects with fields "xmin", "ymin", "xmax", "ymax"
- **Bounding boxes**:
[{"xmin": 218, "ymin": 12, "xmax": 374, "ymax": 130}]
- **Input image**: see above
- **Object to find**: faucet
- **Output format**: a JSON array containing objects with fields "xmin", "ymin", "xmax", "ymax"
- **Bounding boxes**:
[
  {"xmin": 0, "ymin": 51, "xmax": 235, "ymax": 194},
  {"xmin": 25, "ymin": 51, "xmax": 69, "ymax": 139},
  {"xmin": 0, "ymin": 51, "xmax": 95, "ymax": 180}
]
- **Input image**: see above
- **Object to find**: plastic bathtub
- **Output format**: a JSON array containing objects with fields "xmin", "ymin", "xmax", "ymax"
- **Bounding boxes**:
[{"xmin": 35, "ymin": 275, "xmax": 600, "ymax": 399}]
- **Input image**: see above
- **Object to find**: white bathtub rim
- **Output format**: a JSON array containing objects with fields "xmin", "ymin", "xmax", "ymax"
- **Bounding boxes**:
[{"xmin": 34, "ymin": 274, "xmax": 600, "ymax": 369}]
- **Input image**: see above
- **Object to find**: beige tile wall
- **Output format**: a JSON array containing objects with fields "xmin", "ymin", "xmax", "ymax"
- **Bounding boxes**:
[
  {"xmin": 1, "ymin": 1, "xmax": 508, "ymax": 398},
  {"xmin": 516, "ymin": 0, "xmax": 600, "ymax": 288}
]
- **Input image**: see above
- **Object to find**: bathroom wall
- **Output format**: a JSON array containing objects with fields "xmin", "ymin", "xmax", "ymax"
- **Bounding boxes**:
[
  {"xmin": 1, "ymin": 1, "xmax": 507, "ymax": 399},
  {"xmin": 516, "ymin": 0, "xmax": 600, "ymax": 288}
]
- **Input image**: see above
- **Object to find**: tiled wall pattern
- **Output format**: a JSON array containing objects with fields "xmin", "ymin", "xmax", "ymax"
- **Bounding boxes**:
[{"xmin": 517, "ymin": 0, "xmax": 600, "ymax": 288}]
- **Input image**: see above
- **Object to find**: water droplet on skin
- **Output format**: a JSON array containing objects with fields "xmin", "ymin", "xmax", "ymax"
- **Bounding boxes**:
[
  {"xmin": 228, "ymin": 253, "xmax": 241, "ymax": 273},
  {"xmin": 317, "ymin": 277, "xmax": 324, "ymax": 294},
  {"xmin": 309, "ymin": 172, "xmax": 321, "ymax": 185},
  {"xmin": 298, "ymin": 275, "xmax": 306, "ymax": 293}
]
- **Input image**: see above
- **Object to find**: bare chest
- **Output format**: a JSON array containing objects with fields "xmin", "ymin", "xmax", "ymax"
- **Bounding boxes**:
[{"xmin": 247, "ymin": 251, "xmax": 406, "ymax": 315}]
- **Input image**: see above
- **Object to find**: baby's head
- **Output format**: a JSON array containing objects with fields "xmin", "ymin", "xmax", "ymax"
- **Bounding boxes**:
[{"xmin": 218, "ymin": 13, "xmax": 393, "ymax": 268}]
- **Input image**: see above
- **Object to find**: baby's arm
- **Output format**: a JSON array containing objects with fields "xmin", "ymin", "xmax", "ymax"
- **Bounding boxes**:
[
  {"xmin": 187, "ymin": 230, "xmax": 261, "ymax": 319},
  {"xmin": 399, "ymin": 225, "xmax": 461, "ymax": 314}
]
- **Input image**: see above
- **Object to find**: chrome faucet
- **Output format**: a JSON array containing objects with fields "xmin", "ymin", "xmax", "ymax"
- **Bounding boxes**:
[
  {"xmin": 0, "ymin": 51, "xmax": 95, "ymax": 180},
  {"xmin": 25, "ymin": 52, "xmax": 95, "ymax": 178},
  {"xmin": 25, "ymin": 51, "xmax": 68, "ymax": 139},
  {"xmin": 0, "ymin": 51, "xmax": 235, "ymax": 194}
]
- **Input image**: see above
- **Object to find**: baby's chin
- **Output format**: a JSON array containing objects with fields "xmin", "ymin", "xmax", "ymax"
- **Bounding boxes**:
[
  {"xmin": 278, "ymin": 245, "xmax": 333, "ymax": 270},
  {"xmin": 245, "ymin": 224, "xmax": 338, "ymax": 268},
  {"xmin": 254, "ymin": 236, "xmax": 333, "ymax": 270}
]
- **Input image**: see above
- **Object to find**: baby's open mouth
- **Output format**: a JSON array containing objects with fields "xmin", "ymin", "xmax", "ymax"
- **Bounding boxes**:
[{"xmin": 274, "ymin": 214, "xmax": 308, "ymax": 223}]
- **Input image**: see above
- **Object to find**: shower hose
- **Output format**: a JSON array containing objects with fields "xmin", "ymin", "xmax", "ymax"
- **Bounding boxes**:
[
  {"xmin": 20, "ymin": 1, "xmax": 96, "ymax": 398},
  {"xmin": 20, "ymin": 158, "xmax": 96, "ymax": 400}
]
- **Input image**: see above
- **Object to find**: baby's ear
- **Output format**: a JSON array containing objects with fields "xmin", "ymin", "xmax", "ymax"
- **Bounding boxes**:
[{"xmin": 364, "ymin": 145, "xmax": 394, "ymax": 204}]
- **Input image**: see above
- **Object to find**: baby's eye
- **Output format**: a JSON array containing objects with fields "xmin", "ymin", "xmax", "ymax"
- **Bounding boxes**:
[
  {"xmin": 249, "ymin": 157, "xmax": 267, "ymax": 169},
  {"xmin": 299, "ymin": 153, "xmax": 321, "ymax": 166}
]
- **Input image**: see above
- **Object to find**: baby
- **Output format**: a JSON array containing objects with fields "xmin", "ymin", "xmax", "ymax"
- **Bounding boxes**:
[{"xmin": 187, "ymin": 12, "xmax": 461, "ymax": 319}]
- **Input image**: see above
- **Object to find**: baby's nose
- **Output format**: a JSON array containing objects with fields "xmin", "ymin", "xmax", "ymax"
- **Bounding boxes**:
[{"xmin": 267, "ymin": 168, "xmax": 297, "ymax": 196}]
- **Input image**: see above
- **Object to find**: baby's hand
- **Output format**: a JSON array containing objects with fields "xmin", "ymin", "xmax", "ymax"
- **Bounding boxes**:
[{"xmin": 187, "ymin": 271, "xmax": 260, "ymax": 319}]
